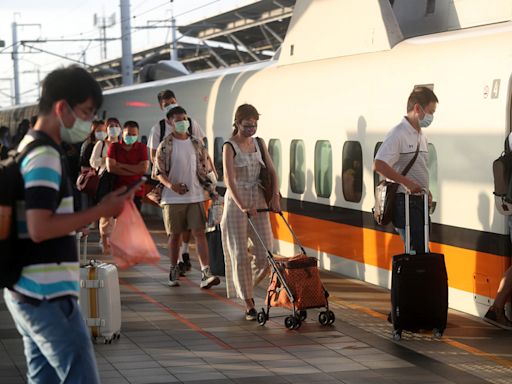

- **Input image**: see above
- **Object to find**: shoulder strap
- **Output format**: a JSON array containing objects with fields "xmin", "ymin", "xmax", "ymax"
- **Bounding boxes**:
[
  {"xmin": 159, "ymin": 119, "xmax": 166, "ymax": 143},
  {"xmin": 400, "ymin": 140, "xmax": 420, "ymax": 177},
  {"xmin": 505, "ymin": 137, "xmax": 510, "ymax": 153},
  {"xmin": 223, "ymin": 140, "xmax": 237, "ymax": 157},
  {"xmin": 188, "ymin": 118, "xmax": 193, "ymax": 136},
  {"xmin": 255, "ymin": 137, "xmax": 267, "ymax": 167}
]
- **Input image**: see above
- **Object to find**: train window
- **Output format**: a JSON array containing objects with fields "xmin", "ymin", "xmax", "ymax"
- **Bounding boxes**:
[
  {"xmin": 268, "ymin": 139, "xmax": 282, "ymax": 188},
  {"xmin": 315, "ymin": 140, "xmax": 332, "ymax": 198},
  {"xmin": 290, "ymin": 139, "xmax": 306, "ymax": 194},
  {"xmin": 426, "ymin": 0, "xmax": 435, "ymax": 15},
  {"xmin": 214, "ymin": 137, "xmax": 224, "ymax": 181},
  {"xmin": 373, "ymin": 142, "xmax": 383, "ymax": 192},
  {"xmin": 428, "ymin": 143, "xmax": 438, "ymax": 212},
  {"xmin": 342, "ymin": 141, "xmax": 363, "ymax": 202}
]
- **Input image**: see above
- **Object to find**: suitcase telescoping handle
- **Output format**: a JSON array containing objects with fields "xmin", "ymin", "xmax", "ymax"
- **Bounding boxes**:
[
  {"xmin": 250, "ymin": 209, "xmax": 307, "ymax": 255},
  {"xmin": 404, "ymin": 191, "xmax": 429, "ymax": 255}
]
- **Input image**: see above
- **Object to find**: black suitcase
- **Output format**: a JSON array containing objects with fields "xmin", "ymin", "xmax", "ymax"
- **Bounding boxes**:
[
  {"xmin": 206, "ymin": 225, "xmax": 225, "ymax": 276},
  {"xmin": 390, "ymin": 193, "xmax": 448, "ymax": 341}
]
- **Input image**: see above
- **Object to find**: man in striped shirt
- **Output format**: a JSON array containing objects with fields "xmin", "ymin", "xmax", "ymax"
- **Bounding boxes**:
[{"xmin": 4, "ymin": 66, "xmax": 132, "ymax": 384}]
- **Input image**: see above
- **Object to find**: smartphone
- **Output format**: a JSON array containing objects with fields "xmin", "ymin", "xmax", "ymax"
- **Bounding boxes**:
[{"xmin": 121, "ymin": 176, "xmax": 147, "ymax": 195}]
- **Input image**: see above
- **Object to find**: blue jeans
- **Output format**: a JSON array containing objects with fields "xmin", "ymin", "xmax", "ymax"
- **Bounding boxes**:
[
  {"xmin": 4, "ymin": 290, "xmax": 100, "ymax": 384},
  {"xmin": 393, "ymin": 193, "xmax": 430, "ymax": 254}
]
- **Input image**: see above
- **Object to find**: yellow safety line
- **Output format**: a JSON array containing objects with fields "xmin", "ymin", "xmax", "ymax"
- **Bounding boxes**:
[{"xmin": 329, "ymin": 297, "xmax": 512, "ymax": 369}]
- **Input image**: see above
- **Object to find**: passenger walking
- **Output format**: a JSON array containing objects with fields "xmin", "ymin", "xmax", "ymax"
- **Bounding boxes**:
[
  {"xmin": 147, "ymin": 89, "xmax": 206, "ymax": 272},
  {"xmin": 221, "ymin": 104, "xmax": 280, "ymax": 320},
  {"xmin": 374, "ymin": 87, "xmax": 438, "ymax": 253},
  {"xmin": 89, "ymin": 118, "xmax": 120, "ymax": 254},
  {"xmin": 3, "ymin": 65, "xmax": 131, "ymax": 384},
  {"xmin": 154, "ymin": 106, "xmax": 220, "ymax": 288},
  {"xmin": 106, "ymin": 120, "xmax": 149, "ymax": 211}
]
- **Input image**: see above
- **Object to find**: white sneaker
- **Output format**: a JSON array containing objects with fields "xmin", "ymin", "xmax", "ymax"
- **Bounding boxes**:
[
  {"xmin": 200, "ymin": 267, "xmax": 220, "ymax": 289},
  {"xmin": 168, "ymin": 266, "xmax": 180, "ymax": 287}
]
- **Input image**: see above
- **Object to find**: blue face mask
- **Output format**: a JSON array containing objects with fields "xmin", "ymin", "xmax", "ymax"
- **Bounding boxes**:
[
  {"xmin": 419, "ymin": 106, "xmax": 434, "ymax": 128},
  {"xmin": 174, "ymin": 119, "xmax": 190, "ymax": 134},
  {"xmin": 123, "ymin": 135, "xmax": 138, "ymax": 145},
  {"xmin": 59, "ymin": 102, "xmax": 93, "ymax": 143}
]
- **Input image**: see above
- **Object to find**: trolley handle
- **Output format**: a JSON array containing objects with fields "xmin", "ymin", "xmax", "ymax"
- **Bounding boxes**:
[{"xmin": 246, "ymin": 209, "xmax": 306, "ymax": 255}]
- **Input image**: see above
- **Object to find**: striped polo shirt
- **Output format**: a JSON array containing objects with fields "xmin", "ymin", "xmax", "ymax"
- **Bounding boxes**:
[
  {"xmin": 375, "ymin": 117, "xmax": 429, "ymax": 194},
  {"xmin": 14, "ymin": 131, "xmax": 79, "ymax": 300}
]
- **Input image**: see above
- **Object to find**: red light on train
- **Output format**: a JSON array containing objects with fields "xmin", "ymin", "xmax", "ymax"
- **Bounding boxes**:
[{"xmin": 125, "ymin": 101, "xmax": 153, "ymax": 108}]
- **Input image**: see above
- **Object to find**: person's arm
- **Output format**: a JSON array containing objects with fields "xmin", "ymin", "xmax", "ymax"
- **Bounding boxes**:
[
  {"xmin": 22, "ymin": 145, "xmax": 132, "ymax": 243},
  {"xmin": 150, "ymin": 148, "xmax": 157, "ymax": 163},
  {"xmin": 373, "ymin": 159, "xmax": 422, "ymax": 194},
  {"xmin": 89, "ymin": 141, "xmax": 104, "ymax": 170},
  {"xmin": 118, "ymin": 161, "xmax": 148, "ymax": 175},
  {"xmin": 27, "ymin": 190, "xmax": 131, "ymax": 243},
  {"xmin": 147, "ymin": 125, "xmax": 158, "ymax": 163},
  {"xmin": 106, "ymin": 157, "xmax": 134, "ymax": 176}
]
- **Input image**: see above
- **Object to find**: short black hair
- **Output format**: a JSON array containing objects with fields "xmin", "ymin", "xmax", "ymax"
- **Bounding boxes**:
[
  {"xmin": 123, "ymin": 120, "xmax": 139, "ymax": 130},
  {"xmin": 106, "ymin": 117, "xmax": 120, "ymax": 126},
  {"xmin": 166, "ymin": 106, "xmax": 187, "ymax": 119},
  {"xmin": 407, "ymin": 87, "xmax": 438, "ymax": 112},
  {"xmin": 157, "ymin": 89, "xmax": 176, "ymax": 103},
  {"xmin": 38, "ymin": 65, "xmax": 103, "ymax": 115}
]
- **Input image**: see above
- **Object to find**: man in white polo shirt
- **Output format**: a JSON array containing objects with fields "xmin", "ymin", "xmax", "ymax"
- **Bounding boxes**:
[{"xmin": 373, "ymin": 87, "xmax": 438, "ymax": 253}]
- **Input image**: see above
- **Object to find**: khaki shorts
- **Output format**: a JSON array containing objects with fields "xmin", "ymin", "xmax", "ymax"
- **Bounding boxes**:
[{"xmin": 163, "ymin": 202, "xmax": 206, "ymax": 235}]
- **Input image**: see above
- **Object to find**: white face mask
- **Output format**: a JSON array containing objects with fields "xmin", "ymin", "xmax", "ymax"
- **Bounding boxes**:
[
  {"xmin": 107, "ymin": 126, "xmax": 121, "ymax": 138},
  {"xmin": 94, "ymin": 131, "xmax": 107, "ymax": 141},
  {"xmin": 59, "ymin": 102, "xmax": 92, "ymax": 143},
  {"xmin": 419, "ymin": 106, "xmax": 434, "ymax": 128}
]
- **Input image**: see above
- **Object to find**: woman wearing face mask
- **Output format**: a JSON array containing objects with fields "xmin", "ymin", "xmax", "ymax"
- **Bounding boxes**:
[
  {"xmin": 221, "ymin": 104, "xmax": 280, "ymax": 321},
  {"xmin": 89, "ymin": 117, "xmax": 121, "ymax": 254}
]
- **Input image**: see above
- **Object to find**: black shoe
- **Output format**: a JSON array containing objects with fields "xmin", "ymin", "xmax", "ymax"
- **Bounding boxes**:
[
  {"xmin": 245, "ymin": 308, "xmax": 257, "ymax": 321},
  {"xmin": 182, "ymin": 253, "xmax": 191, "ymax": 271},
  {"xmin": 177, "ymin": 261, "xmax": 186, "ymax": 276}
]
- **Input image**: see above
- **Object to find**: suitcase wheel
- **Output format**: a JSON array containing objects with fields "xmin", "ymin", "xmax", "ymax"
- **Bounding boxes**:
[
  {"xmin": 299, "ymin": 310, "xmax": 307, "ymax": 321},
  {"xmin": 284, "ymin": 315, "xmax": 301, "ymax": 330},
  {"xmin": 318, "ymin": 310, "xmax": 335, "ymax": 326},
  {"xmin": 257, "ymin": 310, "xmax": 267, "ymax": 326},
  {"xmin": 433, "ymin": 328, "xmax": 443, "ymax": 338},
  {"xmin": 392, "ymin": 329, "xmax": 402, "ymax": 341}
]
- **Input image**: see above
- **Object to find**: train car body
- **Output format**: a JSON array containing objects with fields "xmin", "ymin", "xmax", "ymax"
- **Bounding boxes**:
[{"xmin": 2, "ymin": 0, "xmax": 511, "ymax": 317}]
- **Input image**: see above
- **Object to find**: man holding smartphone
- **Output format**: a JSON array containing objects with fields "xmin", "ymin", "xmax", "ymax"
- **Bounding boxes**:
[{"xmin": 154, "ymin": 106, "xmax": 220, "ymax": 289}]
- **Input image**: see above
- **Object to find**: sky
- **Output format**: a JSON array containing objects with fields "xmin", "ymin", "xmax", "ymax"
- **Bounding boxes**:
[{"xmin": 0, "ymin": 0, "xmax": 253, "ymax": 108}]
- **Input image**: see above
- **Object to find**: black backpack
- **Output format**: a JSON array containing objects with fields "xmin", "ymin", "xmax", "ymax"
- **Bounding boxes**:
[
  {"xmin": 0, "ymin": 132, "xmax": 62, "ymax": 288},
  {"xmin": 493, "ymin": 138, "xmax": 512, "ymax": 205}
]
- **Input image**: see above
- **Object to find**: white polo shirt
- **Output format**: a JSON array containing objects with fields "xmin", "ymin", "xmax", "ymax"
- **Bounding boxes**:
[
  {"xmin": 147, "ymin": 118, "xmax": 205, "ymax": 151},
  {"xmin": 375, "ymin": 117, "xmax": 429, "ymax": 194}
]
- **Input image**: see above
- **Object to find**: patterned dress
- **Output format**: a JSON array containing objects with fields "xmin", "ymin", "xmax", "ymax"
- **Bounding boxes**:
[{"xmin": 221, "ymin": 138, "xmax": 272, "ymax": 300}]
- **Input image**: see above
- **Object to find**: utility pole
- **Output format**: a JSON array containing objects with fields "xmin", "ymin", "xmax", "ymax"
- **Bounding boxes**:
[
  {"xmin": 94, "ymin": 12, "xmax": 116, "ymax": 60},
  {"xmin": 11, "ymin": 21, "xmax": 40, "ymax": 105},
  {"xmin": 170, "ymin": 1, "xmax": 178, "ymax": 61},
  {"xmin": 120, "ymin": 0, "xmax": 133, "ymax": 86}
]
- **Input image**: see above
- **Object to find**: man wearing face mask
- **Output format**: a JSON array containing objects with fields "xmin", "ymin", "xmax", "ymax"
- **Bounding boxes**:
[
  {"xmin": 374, "ymin": 87, "xmax": 438, "ymax": 253},
  {"xmin": 147, "ymin": 89, "xmax": 207, "ymax": 274},
  {"xmin": 3, "ymin": 65, "xmax": 132, "ymax": 383},
  {"xmin": 147, "ymin": 89, "xmax": 206, "ymax": 163},
  {"xmin": 154, "ymin": 106, "xmax": 220, "ymax": 289},
  {"xmin": 106, "ymin": 121, "xmax": 149, "ymax": 211}
]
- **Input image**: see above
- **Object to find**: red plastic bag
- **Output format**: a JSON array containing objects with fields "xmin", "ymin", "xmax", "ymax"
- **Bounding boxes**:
[{"xmin": 110, "ymin": 200, "xmax": 160, "ymax": 269}]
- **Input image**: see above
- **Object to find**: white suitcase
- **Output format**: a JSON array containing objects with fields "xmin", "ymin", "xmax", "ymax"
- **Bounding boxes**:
[{"xmin": 77, "ymin": 233, "xmax": 122, "ymax": 344}]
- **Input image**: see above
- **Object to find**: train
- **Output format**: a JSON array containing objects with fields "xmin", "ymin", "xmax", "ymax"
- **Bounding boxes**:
[{"xmin": 1, "ymin": 0, "xmax": 512, "ymax": 318}]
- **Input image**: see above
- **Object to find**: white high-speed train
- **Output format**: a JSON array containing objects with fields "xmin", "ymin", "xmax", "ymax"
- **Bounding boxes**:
[{"xmin": 2, "ymin": 0, "xmax": 512, "ymax": 317}]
